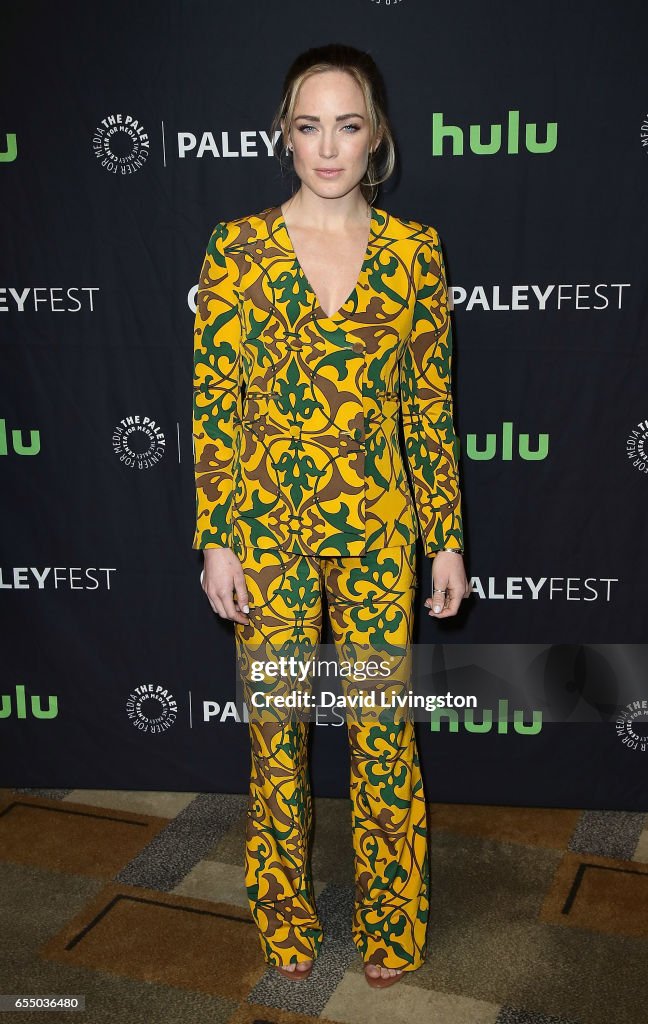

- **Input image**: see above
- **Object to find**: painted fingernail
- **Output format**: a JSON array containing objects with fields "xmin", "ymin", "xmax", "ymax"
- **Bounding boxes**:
[
  {"xmin": 433, "ymin": 604, "xmax": 441, "ymax": 612},
  {"xmin": 243, "ymin": 605, "xmax": 249, "ymax": 613}
]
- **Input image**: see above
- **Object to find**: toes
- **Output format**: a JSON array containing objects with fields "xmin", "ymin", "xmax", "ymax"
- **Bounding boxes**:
[
  {"xmin": 277, "ymin": 958, "xmax": 313, "ymax": 974},
  {"xmin": 365, "ymin": 963, "xmax": 405, "ymax": 981}
]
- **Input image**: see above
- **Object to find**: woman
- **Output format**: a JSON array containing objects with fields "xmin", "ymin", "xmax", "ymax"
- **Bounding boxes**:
[{"xmin": 192, "ymin": 43, "xmax": 469, "ymax": 988}]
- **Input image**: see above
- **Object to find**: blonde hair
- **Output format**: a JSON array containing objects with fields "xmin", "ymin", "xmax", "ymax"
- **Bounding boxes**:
[{"xmin": 270, "ymin": 43, "xmax": 396, "ymax": 204}]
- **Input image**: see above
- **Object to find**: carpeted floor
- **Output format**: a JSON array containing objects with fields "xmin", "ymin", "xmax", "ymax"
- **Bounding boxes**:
[{"xmin": 1, "ymin": 787, "xmax": 646, "ymax": 1024}]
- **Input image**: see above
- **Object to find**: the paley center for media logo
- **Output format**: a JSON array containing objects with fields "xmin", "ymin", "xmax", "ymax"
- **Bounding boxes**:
[
  {"xmin": 127, "ymin": 683, "xmax": 177, "ymax": 734},
  {"xmin": 93, "ymin": 113, "xmax": 150, "ymax": 175},
  {"xmin": 616, "ymin": 700, "xmax": 648, "ymax": 752},
  {"xmin": 112, "ymin": 413, "xmax": 166, "ymax": 469},
  {"xmin": 626, "ymin": 418, "xmax": 648, "ymax": 475}
]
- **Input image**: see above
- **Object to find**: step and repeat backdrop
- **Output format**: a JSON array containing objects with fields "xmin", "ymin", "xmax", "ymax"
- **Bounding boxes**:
[{"xmin": 1, "ymin": 1, "xmax": 647, "ymax": 808}]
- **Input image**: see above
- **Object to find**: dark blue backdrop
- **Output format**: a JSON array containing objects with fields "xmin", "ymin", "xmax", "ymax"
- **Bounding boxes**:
[{"xmin": 1, "ymin": 0, "xmax": 647, "ymax": 808}]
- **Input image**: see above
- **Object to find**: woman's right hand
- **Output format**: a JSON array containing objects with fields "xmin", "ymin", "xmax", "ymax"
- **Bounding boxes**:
[{"xmin": 201, "ymin": 547, "xmax": 250, "ymax": 624}]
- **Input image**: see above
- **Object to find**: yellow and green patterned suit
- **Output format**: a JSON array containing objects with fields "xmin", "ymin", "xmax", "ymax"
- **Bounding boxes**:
[
  {"xmin": 192, "ymin": 205, "xmax": 463, "ymax": 558},
  {"xmin": 192, "ymin": 205, "xmax": 464, "ymax": 971}
]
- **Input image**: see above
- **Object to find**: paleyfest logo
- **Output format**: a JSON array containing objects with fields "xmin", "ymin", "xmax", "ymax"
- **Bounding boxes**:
[{"xmin": 93, "ymin": 113, "xmax": 150, "ymax": 174}]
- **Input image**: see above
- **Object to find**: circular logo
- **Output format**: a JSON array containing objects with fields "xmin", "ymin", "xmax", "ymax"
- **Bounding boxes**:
[
  {"xmin": 626, "ymin": 418, "xmax": 648, "ymax": 474},
  {"xmin": 92, "ymin": 113, "xmax": 150, "ymax": 174},
  {"xmin": 112, "ymin": 414, "xmax": 166, "ymax": 469},
  {"xmin": 615, "ymin": 700, "xmax": 648, "ymax": 752},
  {"xmin": 126, "ymin": 684, "xmax": 178, "ymax": 734}
]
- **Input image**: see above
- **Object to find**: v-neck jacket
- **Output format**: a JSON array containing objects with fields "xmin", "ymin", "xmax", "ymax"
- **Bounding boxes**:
[{"xmin": 192, "ymin": 205, "xmax": 464, "ymax": 558}]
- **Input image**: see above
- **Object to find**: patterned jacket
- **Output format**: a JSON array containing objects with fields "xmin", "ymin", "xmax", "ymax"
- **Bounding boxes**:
[{"xmin": 192, "ymin": 205, "xmax": 464, "ymax": 558}]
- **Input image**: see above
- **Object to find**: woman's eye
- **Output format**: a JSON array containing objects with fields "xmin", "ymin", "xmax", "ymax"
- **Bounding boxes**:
[{"xmin": 342, "ymin": 124, "xmax": 361, "ymax": 132}]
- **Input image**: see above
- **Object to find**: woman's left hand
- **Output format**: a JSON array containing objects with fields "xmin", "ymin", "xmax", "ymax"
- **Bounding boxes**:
[{"xmin": 425, "ymin": 551, "xmax": 471, "ymax": 618}]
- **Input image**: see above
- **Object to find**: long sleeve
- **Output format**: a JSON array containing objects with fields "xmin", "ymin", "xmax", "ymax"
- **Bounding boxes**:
[
  {"xmin": 192, "ymin": 221, "xmax": 243, "ymax": 550},
  {"xmin": 399, "ymin": 225, "xmax": 464, "ymax": 558}
]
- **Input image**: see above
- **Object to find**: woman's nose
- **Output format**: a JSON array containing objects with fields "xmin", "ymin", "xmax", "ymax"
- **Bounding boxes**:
[{"xmin": 318, "ymin": 132, "xmax": 339, "ymax": 158}]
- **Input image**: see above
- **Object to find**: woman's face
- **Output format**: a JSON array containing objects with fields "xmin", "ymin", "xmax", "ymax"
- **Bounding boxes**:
[{"xmin": 284, "ymin": 70, "xmax": 378, "ymax": 202}]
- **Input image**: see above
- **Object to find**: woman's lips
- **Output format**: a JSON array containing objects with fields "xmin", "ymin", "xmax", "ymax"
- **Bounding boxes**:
[{"xmin": 315, "ymin": 169, "xmax": 343, "ymax": 177}]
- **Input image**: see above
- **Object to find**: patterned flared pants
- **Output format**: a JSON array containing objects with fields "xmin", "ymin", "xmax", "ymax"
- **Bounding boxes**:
[{"xmin": 233, "ymin": 540, "xmax": 429, "ymax": 970}]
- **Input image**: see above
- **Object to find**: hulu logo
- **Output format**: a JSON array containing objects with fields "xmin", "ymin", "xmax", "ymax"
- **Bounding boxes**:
[
  {"xmin": 465, "ymin": 422, "xmax": 549, "ymax": 461},
  {"xmin": 0, "ymin": 418, "xmax": 40, "ymax": 455},
  {"xmin": 433, "ymin": 110, "xmax": 557, "ymax": 156},
  {"xmin": 0, "ymin": 684, "xmax": 58, "ymax": 719},
  {"xmin": 0, "ymin": 133, "xmax": 17, "ymax": 162},
  {"xmin": 431, "ymin": 698, "xmax": 543, "ymax": 735}
]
